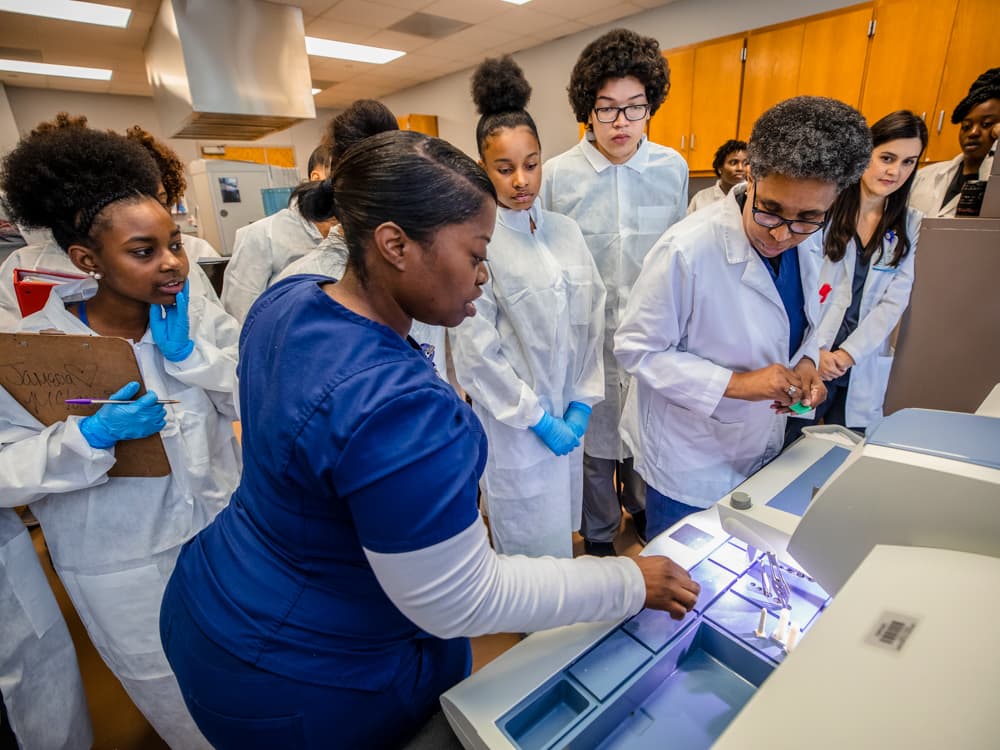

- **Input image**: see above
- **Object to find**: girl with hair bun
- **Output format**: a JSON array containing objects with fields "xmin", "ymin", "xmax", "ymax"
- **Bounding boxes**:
[
  {"xmin": 451, "ymin": 56, "xmax": 606, "ymax": 558},
  {"xmin": 0, "ymin": 124, "xmax": 239, "ymax": 749}
]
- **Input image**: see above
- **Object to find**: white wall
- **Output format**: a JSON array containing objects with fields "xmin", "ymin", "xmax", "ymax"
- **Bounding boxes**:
[
  {"xmin": 3, "ymin": 86, "xmax": 337, "ymax": 178},
  {"xmin": 381, "ymin": 0, "xmax": 861, "ymax": 160}
]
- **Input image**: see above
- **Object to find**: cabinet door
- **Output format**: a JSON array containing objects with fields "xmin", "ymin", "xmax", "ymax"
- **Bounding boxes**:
[
  {"xmin": 648, "ymin": 47, "xmax": 695, "ymax": 160},
  {"xmin": 738, "ymin": 24, "xmax": 804, "ymax": 140},
  {"xmin": 689, "ymin": 36, "xmax": 745, "ymax": 172},
  {"xmin": 797, "ymin": 5, "xmax": 872, "ymax": 107},
  {"xmin": 925, "ymin": 0, "xmax": 1000, "ymax": 162},
  {"xmin": 860, "ymin": 0, "xmax": 959, "ymax": 128}
]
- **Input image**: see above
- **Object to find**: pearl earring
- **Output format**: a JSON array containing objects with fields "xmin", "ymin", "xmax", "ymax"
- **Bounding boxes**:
[{"xmin": 89, "ymin": 270, "xmax": 103, "ymax": 280}]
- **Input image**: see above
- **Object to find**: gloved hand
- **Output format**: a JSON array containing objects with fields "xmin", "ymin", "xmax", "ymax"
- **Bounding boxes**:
[
  {"xmin": 563, "ymin": 401, "xmax": 592, "ymax": 439},
  {"xmin": 530, "ymin": 411, "xmax": 580, "ymax": 456},
  {"xmin": 150, "ymin": 280, "xmax": 195, "ymax": 362},
  {"xmin": 79, "ymin": 381, "xmax": 167, "ymax": 449}
]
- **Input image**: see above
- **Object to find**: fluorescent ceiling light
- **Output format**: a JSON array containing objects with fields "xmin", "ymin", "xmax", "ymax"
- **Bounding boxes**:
[
  {"xmin": 305, "ymin": 37, "xmax": 404, "ymax": 65},
  {"xmin": 501, "ymin": 0, "xmax": 533, "ymax": 5},
  {"xmin": 0, "ymin": 0, "xmax": 131, "ymax": 28},
  {"xmin": 311, "ymin": 88, "xmax": 322, "ymax": 95},
  {"xmin": 0, "ymin": 58, "xmax": 112, "ymax": 80}
]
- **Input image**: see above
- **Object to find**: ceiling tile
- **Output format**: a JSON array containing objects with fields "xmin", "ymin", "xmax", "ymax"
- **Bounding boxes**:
[
  {"xmin": 485, "ymin": 35, "xmax": 545, "ymax": 57},
  {"xmin": 321, "ymin": 0, "xmax": 414, "ymax": 27},
  {"xmin": 420, "ymin": 0, "xmax": 507, "ymax": 25},
  {"xmin": 305, "ymin": 18, "xmax": 379, "ymax": 43},
  {"xmin": 489, "ymin": 7, "xmax": 573, "ymax": 35},
  {"xmin": 532, "ymin": 0, "xmax": 626, "ymax": 19},
  {"xmin": 579, "ymin": 2, "xmax": 643, "ymax": 27},
  {"xmin": 364, "ymin": 28, "xmax": 436, "ymax": 52},
  {"xmin": 419, "ymin": 24, "xmax": 520, "ymax": 58},
  {"xmin": 376, "ymin": 0, "xmax": 437, "ymax": 10}
]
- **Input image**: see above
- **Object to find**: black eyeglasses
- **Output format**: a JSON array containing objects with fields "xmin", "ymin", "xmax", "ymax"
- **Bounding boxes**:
[
  {"xmin": 592, "ymin": 104, "xmax": 649, "ymax": 123},
  {"xmin": 750, "ymin": 184, "xmax": 828, "ymax": 236}
]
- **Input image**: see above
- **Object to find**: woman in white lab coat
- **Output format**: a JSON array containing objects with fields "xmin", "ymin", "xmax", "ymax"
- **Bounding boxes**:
[
  {"xmin": 451, "ymin": 57, "xmax": 606, "ymax": 558},
  {"xmin": 615, "ymin": 97, "xmax": 873, "ymax": 542},
  {"xmin": 800, "ymin": 111, "xmax": 927, "ymax": 434},
  {"xmin": 687, "ymin": 139, "xmax": 748, "ymax": 214},
  {"xmin": 0, "ymin": 125, "xmax": 240, "ymax": 749},
  {"xmin": 910, "ymin": 68, "xmax": 999, "ymax": 218}
]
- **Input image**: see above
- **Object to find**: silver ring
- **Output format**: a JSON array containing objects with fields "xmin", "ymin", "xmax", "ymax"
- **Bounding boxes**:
[{"xmin": 786, "ymin": 385, "xmax": 797, "ymax": 397}]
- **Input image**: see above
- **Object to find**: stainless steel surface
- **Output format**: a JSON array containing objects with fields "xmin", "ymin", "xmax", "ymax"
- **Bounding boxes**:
[{"xmin": 144, "ymin": 0, "xmax": 315, "ymax": 140}]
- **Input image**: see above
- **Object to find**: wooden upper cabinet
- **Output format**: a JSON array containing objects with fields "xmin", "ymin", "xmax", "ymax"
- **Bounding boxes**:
[
  {"xmin": 739, "ymin": 24, "xmax": 805, "ymax": 140},
  {"xmin": 648, "ymin": 46, "xmax": 694, "ymax": 160},
  {"xmin": 397, "ymin": 114, "xmax": 439, "ymax": 137},
  {"xmin": 689, "ymin": 36, "xmax": 745, "ymax": 172},
  {"xmin": 797, "ymin": 5, "xmax": 872, "ymax": 106},
  {"xmin": 925, "ymin": 0, "xmax": 1000, "ymax": 162},
  {"xmin": 860, "ymin": 0, "xmax": 959, "ymax": 130}
]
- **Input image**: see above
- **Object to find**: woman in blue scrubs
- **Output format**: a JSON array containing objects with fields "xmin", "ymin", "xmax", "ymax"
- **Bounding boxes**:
[{"xmin": 160, "ymin": 130, "xmax": 700, "ymax": 749}]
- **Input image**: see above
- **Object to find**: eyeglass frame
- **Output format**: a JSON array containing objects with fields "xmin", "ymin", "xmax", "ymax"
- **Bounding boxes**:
[
  {"xmin": 591, "ymin": 103, "xmax": 650, "ymax": 124},
  {"xmin": 750, "ymin": 183, "xmax": 829, "ymax": 236}
]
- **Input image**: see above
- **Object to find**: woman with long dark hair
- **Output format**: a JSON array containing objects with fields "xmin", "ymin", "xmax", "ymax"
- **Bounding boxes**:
[{"xmin": 803, "ymin": 110, "xmax": 928, "ymax": 434}]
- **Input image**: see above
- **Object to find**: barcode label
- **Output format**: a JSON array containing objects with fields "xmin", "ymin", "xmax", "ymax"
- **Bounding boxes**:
[{"xmin": 865, "ymin": 611, "xmax": 918, "ymax": 652}]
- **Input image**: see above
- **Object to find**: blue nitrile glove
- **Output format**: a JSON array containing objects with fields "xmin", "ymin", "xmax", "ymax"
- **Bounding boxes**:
[
  {"xmin": 530, "ymin": 411, "xmax": 580, "ymax": 456},
  {"xmin": 150, "ymin": 280, "xmax": 195, "ymax": 362},
  {"xmin": 79, "ymin": 381, "xmax": 167, "ymax": 449},
  {"xmin": 563, "ymin": 401, "xmax": 592, "ymax": 439}
]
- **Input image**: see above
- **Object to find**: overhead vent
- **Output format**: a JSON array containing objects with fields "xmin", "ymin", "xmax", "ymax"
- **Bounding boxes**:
[{"xmin": 388, "ymin": 12, "xmax": 471, "ymax": 40}]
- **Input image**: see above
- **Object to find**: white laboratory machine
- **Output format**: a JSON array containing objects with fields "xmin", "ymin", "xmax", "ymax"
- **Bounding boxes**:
[{"xmin": 441, "ymin": 407, "xmax": 1000, "ymax": 749}]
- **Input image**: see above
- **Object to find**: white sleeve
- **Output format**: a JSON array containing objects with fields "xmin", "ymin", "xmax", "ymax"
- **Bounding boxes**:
[
  {"xmin": 365, "ymin": 518, "xmax": 646, "ymax": 639},
  {"xmin": 221, "ymin": 224, "xmax": 271, "ymax": 323}
]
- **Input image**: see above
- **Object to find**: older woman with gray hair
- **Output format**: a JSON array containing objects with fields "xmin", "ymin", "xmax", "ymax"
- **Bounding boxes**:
[{"xmin": 614, "ymin": 96, "xmax": 872, "ymax": 541}]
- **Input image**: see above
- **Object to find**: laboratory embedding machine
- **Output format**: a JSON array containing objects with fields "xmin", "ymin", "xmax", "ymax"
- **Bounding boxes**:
[{"xmin": 442, "ymin": 408, "xmax": 1000, "ymax": 749}]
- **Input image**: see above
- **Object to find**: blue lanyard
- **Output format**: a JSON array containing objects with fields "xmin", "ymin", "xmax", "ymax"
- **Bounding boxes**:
[{"xmin": 77, "ymin": 300, "xmax": 89, "ymax": 328}]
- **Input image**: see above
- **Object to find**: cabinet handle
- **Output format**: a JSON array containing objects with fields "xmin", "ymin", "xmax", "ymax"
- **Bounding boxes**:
[
  {"xmin": 691, "ymin": 133, "xmax": 696, "ymax": 150},
  {"xmin": 680, "ymin": 135, "xmax": 686, "ymax": 150},
  {"xmin": 936, "ymin": 110, "xmax": 945, "ymax": 134},
  {"xmin": 920, "ymin": 112, "xmax": 926, "ymax": 121}
]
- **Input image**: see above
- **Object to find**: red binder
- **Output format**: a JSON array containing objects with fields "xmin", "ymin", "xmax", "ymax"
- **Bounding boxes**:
[{"xmin": 13, "ymin": 268, "xmax": 87, "ymax": 318}]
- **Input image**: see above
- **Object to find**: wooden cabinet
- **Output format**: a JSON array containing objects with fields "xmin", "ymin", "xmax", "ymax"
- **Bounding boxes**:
[
  {"xmin": 739, "ymin": 24, "xmax": 804, "ymax": 141},
  {"xmin": 397, "ymin": 114, "xmax": 438, "ymax": 137},
  {"xmin": 648, "ymin": 46, "xmax": 694, "ymax": 160},
  {"xmin": 924, "ymin": 0, "xmax": 1000, "ymax": 162}
]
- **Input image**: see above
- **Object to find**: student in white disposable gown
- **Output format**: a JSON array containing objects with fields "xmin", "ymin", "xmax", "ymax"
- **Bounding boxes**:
[
  {"xmin": 789, "ymin": 111, "xmax": 926, "ymax": 439},
  {"xmin": 452, "ymin": 57, "xmax": 606, "ymax": 558},
  {"xmin": 0, "ymin": 508, "xmax": 93, "ymax": 750},
  {"xmin": 221, "ymin": 144, "xmax": 335, "ymax": 322},
  {"xmin": 541, "ymin": 29, "xmax": 687, "ymax": 556},
  {"xmin": 615, "ymin": 97, "xmax": 873, "ymax": 541},
  {"xmin": 910, "ymin": 68, "xmax": 999, "ymax": 218},
  {"xmin": 687, "ymin": 139, "xmax": 748, "ymax": 214},
  {"xmin": 0, "ymin": 125, "xmax": 240, "ymax": 749}
]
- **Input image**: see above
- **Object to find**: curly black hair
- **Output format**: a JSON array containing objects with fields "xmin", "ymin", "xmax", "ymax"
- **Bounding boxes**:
[
  {"xmin": 471, "ymin": 55, "xmax": 539, "ymax": 156},
  {"xmin": 327, "ymin": 99, "xmax": 399, "ymax": 164},
  {"xmin": 30, "ymin": 111, "xmax": 89, "ymax": 136},
  {"xmin": 951, "ymin": 67, "xmax": 1000, "ymax": 124},
  {"xmin": 748, "ymin": 96, "xmax": 871, "ymax": 190},
  {"xmin": 0, "ymin": 126, "xmax": 161, "ymax": 252},
  {"xmin": 124, "ymin": 125, "xmax": 187, "ymax": 206},
  {"xmin": 712, "ymin": 139, "xmax": 748, "ymax": 177},
  {"xmin": 567, "ymin": 28, "xmax": 670, "ymax": 124}
]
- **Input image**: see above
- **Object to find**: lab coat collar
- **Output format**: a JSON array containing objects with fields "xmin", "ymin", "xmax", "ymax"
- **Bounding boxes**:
[
  {"xmin": 290, "ymin": 199, "xmax": 325, "ymax": 242},
  {"xmin": 496, "ymin": 201, "xmax": 543, "ymax": 235},
  {"xmin": 24, "ymin": 279, "xmax": 157, "ymax": 345},
  {"xmin": 579, "ymin": 135, "xmax": 651, "ymax": 174}
]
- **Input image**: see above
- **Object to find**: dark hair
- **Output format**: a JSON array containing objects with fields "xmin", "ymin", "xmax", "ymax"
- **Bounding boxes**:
[
  {"xmin": 329, "ymin": 99, "xmax": 399, "ymax": 164},
  {"xmin": 0, "ymin": 126, "xmax": 161, "ymax": 252},
  {"xmin": 951, "ymin": 67, "xmax": 1000, "ymax": 124},
  {"xmin": 30, "ymin": 111, "xmax": 89, "ymax": 136},
  {"xmin": 748, "ymin": 96, "xmax": 872, "ymax": 190},
  {"xmin": 712, "ymin": 139, "xmax": 748, "ymax": 177},
  {"xmin": 567, "ymin": 28, "xmax": 670, "ymax": 124},
  {"xmin": 307, "ymin": 143, "xmax": 332, "ymax": 176},
  {"xmin": 471, "ymin": 56, "xmax": 539, "ymax": 157},
  {"xmin": 125, "ymin": 125, "xmax": 187, "ymax": 206},
  {"xmin": 824, "ymin": 110, "xmax": 928, "ymax": 265},
  {"xmin": 297, "ymin": 130, "xmax": 497, "ymax": 285}
]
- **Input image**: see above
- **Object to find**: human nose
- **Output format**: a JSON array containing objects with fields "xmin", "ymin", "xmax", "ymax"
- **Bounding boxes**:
[
  {"xmin": 512, "ymin": 169, "xmax": 527, "ymax": 188},
  {"xmin": 160, "ymin": 249, "xmax": 182, "ymax": 271},
  {"xmin": 769, "ymin": 223, "xmax": 792, "ymax": 242},
  {"xmin": 612, "ymin": 108, "xmax": 628, "ymax": 126}
]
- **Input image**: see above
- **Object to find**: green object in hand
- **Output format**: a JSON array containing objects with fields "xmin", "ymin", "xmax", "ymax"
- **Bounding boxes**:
[{"xmin": 789, "ymin": 402, "xmax": 812, "ymax": 415}]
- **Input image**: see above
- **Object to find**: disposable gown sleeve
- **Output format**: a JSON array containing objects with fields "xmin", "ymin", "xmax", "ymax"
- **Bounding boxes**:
[
  {"xmin": 614, "ymin": 241, "xmax": 732, "ymax": 418},
  {"xmin": 221, "ymin": 224, "xmax": 272, "ymax": 323},
  {"xmin": 0, "ymin": 390, "xmax": 114, "ymax": 507},
  {"xmin": 570, "ymin": 253, "xmax": 606, "ymax": 406},
  {"xmin": 839, "ymin": 215, "xmax": 920, "ymax": 364},
  {"xmin": 162, "ymin": 295, "xmax": 240, "ymax": 419},
  {"xmin": 450, "ymin": 280, "xmax": 546, "ymax": 429},
  {"xmin": 365, "ymin": 517, "xmax": 646, "ymax": 638}
]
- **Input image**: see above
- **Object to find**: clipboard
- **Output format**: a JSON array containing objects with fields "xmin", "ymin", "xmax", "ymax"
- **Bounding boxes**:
[{"xmin": 0, "ymin": 332, "xmax": 171, "ymax": 477}]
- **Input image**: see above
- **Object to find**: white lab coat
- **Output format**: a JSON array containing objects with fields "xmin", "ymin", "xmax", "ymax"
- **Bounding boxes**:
[
  {"xmin": 0, "ymin": 508, "xmax": 92, "ymax": 750},
  {"xmin": 541, "ymin": 136, "xmax": 688, "ymax": 461},
  {"xmin": 687, "ymin": 180, "xmax": 727, "ymax": 214},
  {"xmin": 615, "ymin": 192, "xmax": 823, "ymax": 507},
  {"xmin": 222, "ymin": 204, "xmax": 323, "ymax": 322},
  {"xmin": 908, "ymin": 152, "xmax": 994, "ymax": 218},
  {"xmin": 814, "ymin": 208, "xmax": 921, "ymax": 428},
  {"xmin": 0, "ymin": 281, "xmax": 241, "ymax": 749},
  {"xmin": 0, "ymin": 234, "xmax": 223, "ymax": 330},
  {"xmin": 451, "ymin": 204, "xmax": 606, "ymax": 557}
]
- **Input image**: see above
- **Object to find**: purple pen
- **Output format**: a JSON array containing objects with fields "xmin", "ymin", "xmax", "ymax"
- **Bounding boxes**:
[{"xmin": 66, "ymin": 398, "xmax": 180, "ymax": 405}]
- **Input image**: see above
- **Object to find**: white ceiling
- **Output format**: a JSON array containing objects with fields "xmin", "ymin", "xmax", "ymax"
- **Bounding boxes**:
[{"xmin": 0, "ymin": 0, "xmax": 672, "ymax": 107}]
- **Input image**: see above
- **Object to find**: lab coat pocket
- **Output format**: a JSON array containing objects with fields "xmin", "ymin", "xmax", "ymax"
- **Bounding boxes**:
[
  {"xmin": 565, "ymin": 265, "xmax": 594, "ymax": 326},
  {"xmin": 1, "ymin": 528, "xmax": 61, "ymax": 638}
]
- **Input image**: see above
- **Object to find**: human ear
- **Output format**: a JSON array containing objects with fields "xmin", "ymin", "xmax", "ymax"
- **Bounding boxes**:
[
  {"xmin": 371, "ymin": 221, "xmax": 410, "ymax": 271},
  {"xmin": 67, "ymin": 244, "xmax": 101, "ymax": 276}
]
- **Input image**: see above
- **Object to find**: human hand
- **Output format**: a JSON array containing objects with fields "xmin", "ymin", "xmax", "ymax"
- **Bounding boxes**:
[
  {"xmin": 831, "ymin": 349, "xmax": 855, "ymax": 372},
  {"xmin": 818, "ymin": 349, "xmax": 846, "ymax": 381},
  {"xmin": 150, "ymin": 280, "xmax": 195, "ymax": 362},
  {"xmin": 563, "ymin": 401, "xmax": 592, "ymax": 439},
  {"xmin": 530, "ymin": 411, "xmax": 580, "ymax": 456},
  {"xmin": 634, "ymin": 555, "xmax": 700, "ymax": 621},
  {"xmin": 725, "ymin": 364, "xmax": 803, "ymax": 404},
  {"xmin": 78, "ymin": 381, "xmax": 167, "ymax": 449}
]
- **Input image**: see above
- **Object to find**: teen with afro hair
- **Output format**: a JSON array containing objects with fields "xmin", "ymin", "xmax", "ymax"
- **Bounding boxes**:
[
  {"xmin": 688, "ymin": 139, "xmax": 748, "ymax": 214},
  {"xmin": 540, "ymin": 28, "xmax": 688, "ymax": 556}
]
